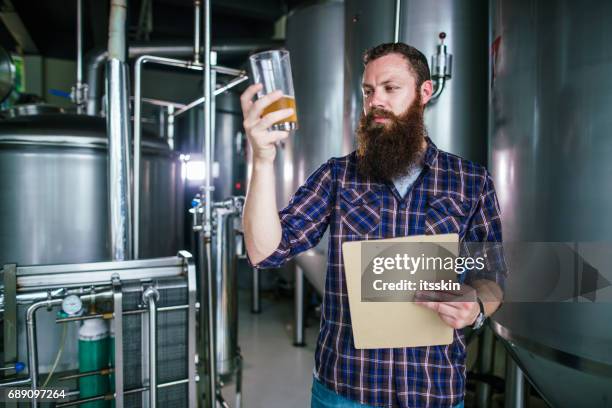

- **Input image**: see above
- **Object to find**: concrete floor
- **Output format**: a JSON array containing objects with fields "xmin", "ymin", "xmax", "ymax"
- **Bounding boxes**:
[{"xmin": 222, "ymin": 290, "xmax": 319, "ymax": 408}]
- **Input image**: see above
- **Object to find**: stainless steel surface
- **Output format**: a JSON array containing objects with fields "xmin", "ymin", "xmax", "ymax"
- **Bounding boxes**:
[
  {"xmin": 283, "ymin": 0, "xmax": 345, "ymax": 301},
  {"xmin": 0, "ymin": 46, "xmax": 14, "ymax": 103},
  {"xmin": 0, "ymin": 113, "xmax": 183, "ymax": 372},
  {"xmin": 213, "ymin": 93, "xmax": 243, "ymax": 200},
  {"xmin": 0, "ymin": 114, "xmax": 184, "ymax": 269},
  {"xmin": 86, "ymin": 40, "xmax": 280, "ymax": 115},
  {"xmin": 17, "ymin": 262, "xmax": 183, "ymax": 291},
  {"xmin": 202, "ymin": 234, "xmax": 217, "ymax": 408},
  {"xmin": 489, "ymin": 1, "xmax": 612, "ymax": 407},
  {"xmin": 133, "ymin": 55, "xmax": 148, "ymax": 260},
  {"xmin": 55, "ymin": 303, "xmax": 190, "ymax": 323},
  {"xmin": 429, "ymin": 34, "xmax": 452, "ymax": 104},
  {"xmin": 181, "ymin": 249, "xmax": 198, "ymax": 408},
  {"xmin": 203, "ymin": 0, "xmax": 213, "ymax": 240},
  {"xmin": 16, "ymin": 256, "xmax": 183, "ymax": 276},
  {"xmin": 293, "ymin": 265, "xmax": 305, "ymax": 346},
  {"xmin": 1, "ymin": 103, "xmax": 64, "ymax": 118},
  {"xmin": 194, "ymin": 0, "xmax": 201, "ymax": 64},
  {"xmin": 55, "ymin": 380, "xmax": 189, "ymax": 407},
  {"xmin": 202, "ymin": 4, "xmax": 217, "ymax": 402},
  {"xmin": 6, "ymin": 255, "xmax": 196, "ymax": 405},
  {"xmin": 0, "ymin": 376, "xmax": 31, "ymax": 388},
  {"xmin": 393, "ymin": 0, "xmax": 401, "ymax": 43},
  {"xmin": 26, "ymin": 294, "xmax": 107, "ymax": 406},
  {"xmin": 143, "ymin": 287, "xmax": 159, "ymax": 408},
  {"xmin": 344, "ymin": 0, "xmax": 488, "ymax": 164},
  {"xmin": 211, "ymin": 204, "xmax": 240, "ymax": 376},
  {"xmin": 72, "ymin": 0, "xmax": 87, "ymax": 113},
  {"xmin": 112, "ymin": 276, "xmax": 124, "ymax": 408},
  {"xmin": 171, "ymin": 74, "xmax": 248, "ymax": 119},
  {"xmin": 26, "ymin": 298, "xmax": 61, "ymax": 407},
  {"xmin": 58, "ymin": 367, "xmax": 113, "ymax": 381},
  {"xmin": 252, "ymin": 268, "xmax": 260, "ymax": 313},
  {"xmin": 2, "ymin": 264, "xmax": 17, "ymax": 381},
  {"xmin": 504, "ymin": 355, "xmax": 525, "ymax": 408},
  {"xmin": 106, "ymin": 58, "xmax": 133, "ymax": 261},
  {"xmin": 108, "ymin": 0, "xmax": 127, "ymax": 60}
]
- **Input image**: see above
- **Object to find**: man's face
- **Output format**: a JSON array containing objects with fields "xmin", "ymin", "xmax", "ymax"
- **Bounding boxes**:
[
  {"xmin": 361, "ymin": 53, "xmax": 419, "ymax": 121},
  {"xmin": 356, "ymin": 53, "xmax": 433, "ymax": 182}
]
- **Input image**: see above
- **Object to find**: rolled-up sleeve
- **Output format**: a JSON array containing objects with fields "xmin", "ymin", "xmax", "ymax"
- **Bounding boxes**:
[
  {"xmin": 249, "ymin": 160, "xmax": 335, "ymax": 269},
  {"xmin": 462, "ymin": 172, "xmax": 508, "ymax": 290}
]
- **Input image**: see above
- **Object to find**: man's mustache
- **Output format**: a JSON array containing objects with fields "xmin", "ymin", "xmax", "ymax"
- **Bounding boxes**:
[{"xmin": 367, "ymin": 107, "xmax": 396, "ymax": 120}]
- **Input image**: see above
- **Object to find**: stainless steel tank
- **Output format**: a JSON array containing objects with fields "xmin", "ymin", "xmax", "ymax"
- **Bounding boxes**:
[
  {"xmin": 177, "ymin": 90, "xmax": 245, "ymax": 201},
  {"xmin": 0, "ymin": 110, "xmax": 184, "ymax": 372},
  {"xmin": 211, "ymin": 201, "xmax": 241, "ymax": 377},
  {"xmin": 489, "ymin": 1, "xmax": 612, "ymax": 406},
  {"xmin": 344, "ymin": 0, "xmax": 488, "ymax": 164},
  {"xmin": 283, "ymin": 0, "xmax": 346, "ymax": 292}
]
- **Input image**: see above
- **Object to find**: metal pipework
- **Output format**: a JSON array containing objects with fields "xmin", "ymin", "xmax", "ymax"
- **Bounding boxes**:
[
  {"xmin": 112, "ymin": 275, "xmax": 124, "ymax": 408},
  {"xmin": 202, "ymin": 0, "xmax": 212, "ymax": 239},
  {"xmin": 56, "ymin": 379, "xmax": 192, "ymax": 408},
  {"xmin": 106, "ymin": 0, "xmax": 132, "ymax": 261},
  {"xmin": 201, "ymin": 2, "xmax": 216, "ymax": 399},
  {"xmin": 58, "ymin": 367, "xmax": 114, "ymax": 382},
  {"xmin": 133, "ymin": 55, "xmax": 245, "ymax": 259},
  {"xmin": 429, "ymin": 32, "xmax": 453, "ymax": 104},
  {"xmin": 194, "ymin": 0, "xmax": 201, "ymax": 64},
  {"xmin": 393, "ymin": 0, "xmax": 402, "ymax": 43},
  {"xmin": 86, "ymin": 40, "xmax": 281, "ymax": 115},
  {"xmin": 171, "ymin": 74, "xmax": 249, "ymax": 119},
  {"xmin": 294, "ymin": 265, "xmax": 305, "ymax": 346},
  {"xmin": 142, "ymin": 287, "xmax": 159, "ymax": 408},
  {"xmin": 27, "ymin": 297, "xmax": 66, "ymax": 406},
  {"xmin": 71, "ymin": 0, "xmax": 88, "ymax": 113},
  {"xmin": 24, "ymin": 292, "xmax": 112, "ymax": 407},
  {"xmin": 251, "ymin": 268, "xmax": 261, "ymax": 313},
  {"xmin": 55, "ymin": 303, "xmax": 189, "ymax": 323}
]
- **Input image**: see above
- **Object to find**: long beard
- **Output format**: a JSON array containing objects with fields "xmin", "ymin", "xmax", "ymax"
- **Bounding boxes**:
[{"xmin": 356, "ymin": 95, "xmax": 427, "ymax": 182}]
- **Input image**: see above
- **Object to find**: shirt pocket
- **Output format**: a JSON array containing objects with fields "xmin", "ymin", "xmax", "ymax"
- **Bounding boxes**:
[
  {"xmin": 339, "ymin": 188, "xmax": 381, "ymax": 237},
  {"xmin": 424, "ymin": 195, "xmax": 472, "ymax": 236}
]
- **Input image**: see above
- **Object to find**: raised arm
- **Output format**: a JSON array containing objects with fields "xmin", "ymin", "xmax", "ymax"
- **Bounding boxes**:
[{"xmin": 240, "ymin": 83, "xmax": 295, "ymax": 264}]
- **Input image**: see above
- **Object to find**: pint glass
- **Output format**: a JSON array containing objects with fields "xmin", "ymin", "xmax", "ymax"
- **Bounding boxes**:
[{"xmin": 249, "ymin": 49, "xmax": 298, "ymax": 131}]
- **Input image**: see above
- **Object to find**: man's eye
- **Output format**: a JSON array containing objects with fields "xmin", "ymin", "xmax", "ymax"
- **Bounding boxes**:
[
  {"xmin": 385, "ymin": 86, "xmax": 398, "ymax": 92},
  {"xmin": 363, "ymin": 90, "xmax": 372, "ymax": 96}
]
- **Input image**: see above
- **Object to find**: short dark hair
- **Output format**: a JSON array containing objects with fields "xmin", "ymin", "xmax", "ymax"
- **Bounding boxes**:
[{"xmin": 362, "ymin": 43, "xmax": 431, "ymax": 87}]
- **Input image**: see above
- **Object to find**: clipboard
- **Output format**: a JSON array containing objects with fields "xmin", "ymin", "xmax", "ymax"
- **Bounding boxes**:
[{"xmin": 342, "ymin": 234, "xmax": 458, "ymax": 349}]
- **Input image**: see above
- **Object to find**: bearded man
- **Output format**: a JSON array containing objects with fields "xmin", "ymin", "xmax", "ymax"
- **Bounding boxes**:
[{"xmin": 240, "ymin": 43, "xmax": 504, "ymax": 408}]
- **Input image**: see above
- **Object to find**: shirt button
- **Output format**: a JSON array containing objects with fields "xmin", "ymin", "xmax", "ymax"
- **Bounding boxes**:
[{"xmin": 399, "ymin": 203, "xmax": 407, "ymax": 209}]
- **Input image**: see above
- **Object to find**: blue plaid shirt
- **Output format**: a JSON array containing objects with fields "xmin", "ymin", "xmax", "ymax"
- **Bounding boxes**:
[{"xmin": 252, "ymin": 138, "xmax": 504, "ymax": 407}]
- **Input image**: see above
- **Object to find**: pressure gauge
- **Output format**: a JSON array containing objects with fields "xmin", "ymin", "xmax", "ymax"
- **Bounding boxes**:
[{"xmin": 62, "ymin": 295, "xmax": 83, "ymax": 317}]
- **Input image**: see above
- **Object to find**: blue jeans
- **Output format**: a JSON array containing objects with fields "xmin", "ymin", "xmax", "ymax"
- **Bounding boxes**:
[{"xmin": 311, "ymin": 377, "xmax": 464, "ymax": 408}]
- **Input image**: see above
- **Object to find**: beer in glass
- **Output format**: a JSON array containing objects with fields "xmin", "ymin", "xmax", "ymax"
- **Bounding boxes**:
[{"xmin": 249, "ymin": 49, "xmax": 298, "ymax": 131}]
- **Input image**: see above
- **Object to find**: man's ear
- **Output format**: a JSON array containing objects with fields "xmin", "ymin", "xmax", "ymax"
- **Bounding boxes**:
[{"xmin": 420, "ymin": 80, "xmax": 434, "ymax": 105}]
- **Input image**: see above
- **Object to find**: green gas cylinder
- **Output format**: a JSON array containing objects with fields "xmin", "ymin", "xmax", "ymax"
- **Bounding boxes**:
[{"xmin": 79, "ymin": 318, "xmax": 110, "ymax": 407}]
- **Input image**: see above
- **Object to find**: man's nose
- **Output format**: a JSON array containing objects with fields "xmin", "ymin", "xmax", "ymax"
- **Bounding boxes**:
[{"xmin": 368, "ymin": 90, "xmax": 386, "ymax": 109}]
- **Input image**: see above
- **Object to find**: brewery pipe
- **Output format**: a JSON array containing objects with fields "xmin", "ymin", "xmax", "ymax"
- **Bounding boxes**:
[
  {"xmin": 133, "ymin": 55, "xmax": 246, "ymax": 259},
  {"xmin": 143, "ymin": 287, "xmax": 160, "ymax": 408},
  {"xmin": 106, "ymin": 0, "xmax": 132, "ymax": 261},
  {"xmin": 393, "ymin": 0, "xmax": 402, "ymax": 43},
  {"xmin": 201, "ymin": 1, "xmax": 218, "ymax": 406},
  {"xmin": 71, "ymin": 0, "xmax": 87, "ymax": 113},
  {"xmin": 194, "ymin": 0, "xmax": 201, "ymax": 64},
  {"xmin": 85, "ymin": 40, "xmax": 282, "ymax": 115}
]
